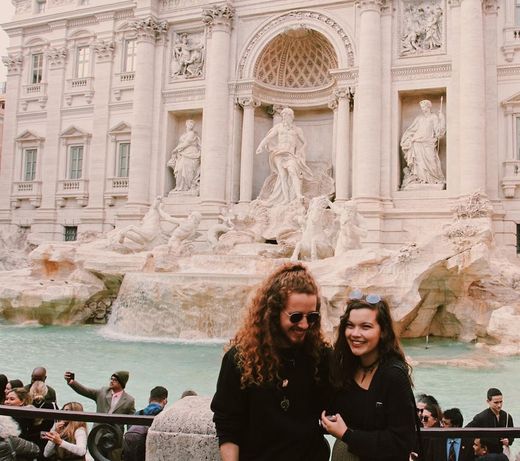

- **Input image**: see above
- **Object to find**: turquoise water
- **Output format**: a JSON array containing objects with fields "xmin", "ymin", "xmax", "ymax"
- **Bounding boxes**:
[{"xmin": 1, "ymin": 324, "xmax": 520, "ymax": 428}]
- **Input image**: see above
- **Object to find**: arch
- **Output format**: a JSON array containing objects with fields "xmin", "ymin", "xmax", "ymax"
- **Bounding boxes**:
[
  {"xmin": 67, "ymin": 28, "xmax": 96, "ymax": 41},
  {"xmin": 24, "ymin": 37, "xmax": 49, "ymax": 48},
  {"xmin": 237, "ymin": 9, "xmax": 355, "ymax": 81}
]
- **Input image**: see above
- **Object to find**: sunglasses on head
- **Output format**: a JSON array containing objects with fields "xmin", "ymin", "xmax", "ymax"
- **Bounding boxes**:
[
  {"xmin": 349, "ymin": 289, "xmax": 382, "ymax": 305},
  {"xmin": 284, "ymin": 311, "xmax": 320, "ymax": 324}
]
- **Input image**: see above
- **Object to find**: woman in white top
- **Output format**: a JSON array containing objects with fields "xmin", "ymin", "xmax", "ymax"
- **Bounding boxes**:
[{"xmin": 43, "ymin": 402, "xmax": 88, "ymax": 461}]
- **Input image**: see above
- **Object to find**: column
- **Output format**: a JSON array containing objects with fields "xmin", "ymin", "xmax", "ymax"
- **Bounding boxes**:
[
  {"xmin": 200, "ymin": 3, "xmax": 235, "ymax": 205},
  {"xmin": 238, "ymin": 96, "xmax": 260, "ymax": 203},
  {"xmin": 352, "ymin": 0, "xmax": 383, "ymax": 201},
  {"xmin": 459, "ymin": 0, "xmax": 486, "ymax": 195},
  {"xmin": 88, "ymin": 38, "xmax": 115, "ymax": 214},
  {"xmin": 0, "ymin": 51, "xmax": 24, "ymax": 223},
  {"xmin": 332, "ymin": 89, "xmax": 351, "ymax": 202},
  {"xmin": 126, "ymin": 17, "xmax": 168, "ymax": 209}
]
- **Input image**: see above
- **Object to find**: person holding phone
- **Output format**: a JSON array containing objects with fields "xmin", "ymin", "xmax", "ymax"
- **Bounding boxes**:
[
  {"xmin": 42, "ymin": 402, "xmax": 87, "ymax": 461},
  {"xmin": 320, "ymin": 291, "xmax": 417, "ymax": 461}
]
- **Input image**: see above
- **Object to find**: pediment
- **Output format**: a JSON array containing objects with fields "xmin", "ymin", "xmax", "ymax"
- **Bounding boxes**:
[
  {"xmin": 60, "ymin": 126, "xmax": 91, "ymax": 139},
  {"xmin": 15, "ymin": 130, "xmax": 44, "ymax": 143},
  {"xmin": 108, "ymin": 122, "xmax": 131, "ymax": 136},
  {"xmin": 502, "ymin": 91, "xmax": 520, "ymax": 106}
]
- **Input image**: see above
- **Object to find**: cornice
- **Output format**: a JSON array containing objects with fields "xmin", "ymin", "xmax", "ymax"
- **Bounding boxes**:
[{"xmin": 391, "ymin": 63, "xmax": 451, "ymax": 81}]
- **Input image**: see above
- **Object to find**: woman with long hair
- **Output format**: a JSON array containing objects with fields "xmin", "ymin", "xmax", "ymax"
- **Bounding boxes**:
[
  {"xmin": 320, "ymin": 292, "xmax": 417, "ymax": 461},
  {"xmin": 43, "ymin": 402, "xmax": 88, "ymax": 461}
]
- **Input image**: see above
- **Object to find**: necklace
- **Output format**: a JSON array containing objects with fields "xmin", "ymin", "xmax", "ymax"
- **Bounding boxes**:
[
  {"xmin": 359, "ymin": 358, "xmax": 379, "ymax": 382},
  {"xmin": 280, "ymin": 378, "xmax": 289, "ymax": 411}
]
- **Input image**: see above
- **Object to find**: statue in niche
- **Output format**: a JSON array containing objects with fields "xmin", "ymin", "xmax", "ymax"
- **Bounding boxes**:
[
  {"xmin": 255, "ymin": 107, "xmax": 315, "ymax": 205},
  {"xmin": 171, "ymin": 33, "xmax": 205, "ymax": 79},
  {"xmin": 400, "ymin": 99, "xmax": 446, "ymax": 190},
  {"xmin": 167, "ymin": 119, "xmax": 201, "ymax": 194},
  {"xmin": 401, "ymin": 1, "xmax": 443, "ymax": 55}
]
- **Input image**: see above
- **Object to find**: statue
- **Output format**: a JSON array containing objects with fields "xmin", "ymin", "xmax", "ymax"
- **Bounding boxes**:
[
  {"xmin": 255, "ymin": 107, "xmax": 314, "ymax": 205},
  {"xmin": 167, "ymin": 211, "xmax": 202, "ymax": 256},
  {"xmin": 290, "ymin": 196, "xmax": 335, "ymax": 261},
  {"xmin": 331, "ymin": 202, "xmax": 366, "ymax": 256},
  {"xmin": 400, "ymin": 99, "xmax": 446, "ymax": 189},
  {"xmin": 115, "ymin": 196, "xmax": 178, "ymax": 250},
  {"xmin": 401, "ymin": 1, "xmax": 443, "ymax": 55},
  {"xmin": 171, "ymin": 33, "xmax": 205, "ymax": 79},
  {"xmin": 167, "ymin": 119, "xmax": 201, "ymax": 194}
]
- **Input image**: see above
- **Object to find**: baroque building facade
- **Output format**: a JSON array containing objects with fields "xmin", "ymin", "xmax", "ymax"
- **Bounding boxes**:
[{"xmin": 1, "ymin": 0, "xmax": 520, "ymax": 254}]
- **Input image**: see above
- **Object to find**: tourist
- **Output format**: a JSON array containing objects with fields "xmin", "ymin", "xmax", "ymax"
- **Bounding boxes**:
[
  {"xmin": 28, "ymin": 381, "xmax": 56, "ymax": 459},
  {"xmin": 473, "ymin": 438, "xmax": 509, "ymax": 461},
  {"xmin": 425, "ymin": 408, "xmax": 474, "ymax": 461},
  {"xmin": 4, "ymin": 388, "xmax": 39, "ymax": 445},
  {"xmin": 122, "ymin": 386, "xmax": 168, "ymax": 461},
  {"xmin": 42, "ymin": 402, "xmax": 87, "ymax": 461},
  {"xmin": 416, "ymin": 394, "xmax": 442, "ymax": 428},
  {"xmin": 0, "ymin": 375, "xmax": 7, "ymax": 405},
  {"xmin": 466, "ymin": 388, "xmax": 514, "ymax": 456},
  {"xmin": 0, "ymin": 415, "xmax": 40, "ymax": 461},
  {"xmin": 24, "ymin": 367, "xmax": 57, "ymax": 404},
  {"xmin": 5, "ymin": 380, "xmax": 24, "ymax": 399},
  {"xmin": 64, "ymin": 369, "xmax": 135, "ymax": 457},
  {"xmin": 180, "ymin": 389, "xmax": 197, "ymax": 399},
  {"xmin": 320, "ymin": 291, "xmax": 417, "ymax": 461},
  {"xmin": 211, "ymin": 262, "xmax": 331, "ymax": 461}
]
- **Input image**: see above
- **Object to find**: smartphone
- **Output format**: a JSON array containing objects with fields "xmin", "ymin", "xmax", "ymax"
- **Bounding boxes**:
[
  {"xmin": 69, "ymin": 372, "xmax": 75, "ymax": 380},
  {"xmin": 40, "ymin": 431, "xmax": 47, "ymax": 439}
]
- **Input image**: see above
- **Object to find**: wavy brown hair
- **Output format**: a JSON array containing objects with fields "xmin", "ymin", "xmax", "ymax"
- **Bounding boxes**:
[
  {"xmin": 331, "ymin": 297, "xmax": 412, "ymax": 389},
  {"xmin": 231, "ymin": 262, "xmax": 327, "ymax": 389},
  {"xmin": 58, "ymin": 402, "xmax": 87, "ymax": 443}
]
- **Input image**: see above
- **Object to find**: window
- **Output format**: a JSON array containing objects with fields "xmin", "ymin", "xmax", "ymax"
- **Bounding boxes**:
[
  {"xmin": 123, "ymin": 39, "xmax": 136, "ymax": 73},
  {"xmin": 36, "ymin": 0, "xmax": 46, "ymax": 13},
  {"xmin": 516, "ymin": 0, "xmax": 520, "ymax": 25},
  {"xmin": 517, "ymin": 223, "xmax": 520, "ymax": 254},
  {"xmin": 31, "ymin": 53, "xmax": 43, "ymax": 84},
  {"xmin": 516, "ymin": 117, "xmax": 520, "ymax": 160},
  {"xmin": 69, "ymin": 145, "xmax": 83, "ymax": 179},
  {"xmin": 76, "ymin": 46, "xmax": 90, "ymax": 78},
  {"xmin": 64, "ymin": 226, "xmax": 78, "ymax": 241},
  {"xmin": 117, "ymin": 142, "xmax": 130, "ymax": 177},
  {"xmin": 23, "ymin": 148, "xmax": 37, "ymax": 181}
]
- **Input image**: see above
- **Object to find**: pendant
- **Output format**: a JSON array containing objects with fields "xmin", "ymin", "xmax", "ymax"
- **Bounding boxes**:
[{"xmin": 280, "ymin": 397, "xmax": 290, "ymax": 411}]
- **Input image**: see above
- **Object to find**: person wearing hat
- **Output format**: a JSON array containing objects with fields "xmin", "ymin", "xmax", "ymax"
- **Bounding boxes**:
[{"xmin": 63, "ymin": 370, "xmax": 135, "ymax": 416}]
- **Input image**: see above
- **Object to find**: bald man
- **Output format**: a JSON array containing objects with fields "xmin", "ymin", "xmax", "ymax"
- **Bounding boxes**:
[{"xmin": 24, "ymin": 367, "xmax": 57, "ymax": 404}]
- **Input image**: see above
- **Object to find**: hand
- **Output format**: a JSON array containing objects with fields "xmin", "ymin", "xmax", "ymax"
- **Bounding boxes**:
[
  {"xmin": 501, "ymin": 438, "xmax": 510, "ymax": 447},
  {"xmin": 44, "ymin": 431, "xmax": 62, "ymax": 446},
  {"xmin": 55, "ymin": 421, "xmax": 65, "ymax": 432},
  {"xmin": 64, "ymin": 371, "xmax": 74, "ymax": 384},
  {"xmin": 320, "ymin": 410, "xmax": 348, "ymax": 439}
]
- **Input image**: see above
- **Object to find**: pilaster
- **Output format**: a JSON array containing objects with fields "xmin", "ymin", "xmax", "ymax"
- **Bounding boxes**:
[{"xmin": 238, "ymin": 97, "xmax": 260, "ymax": 203}]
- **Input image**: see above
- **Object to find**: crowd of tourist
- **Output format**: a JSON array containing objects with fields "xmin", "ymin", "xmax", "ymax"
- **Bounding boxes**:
[{"xmin": 0, "ymin": 262, "xmax": 518, "ymax": 461}]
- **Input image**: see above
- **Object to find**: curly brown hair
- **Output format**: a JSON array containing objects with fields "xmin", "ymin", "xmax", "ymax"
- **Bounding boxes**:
[{"xmin": 231, "ymin": 262, "xmax": 327, "ymax": 388}]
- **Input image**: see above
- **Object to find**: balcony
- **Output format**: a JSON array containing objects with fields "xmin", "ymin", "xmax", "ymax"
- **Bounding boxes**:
[
  {"xmin": 56, "ymin": 179, "xmax": 89, "ymax": 206},
  {"xmin": 502, "ymin": 26, "xmax": 520, "ymax": 62},
  {"xmin": 11, "ymin": 181, "xmax": 42, "ymax": 208},
  {"xmin": 104, "ymin": 177, "xmax": 129, "ymax": 206},
  {"xmin": 118, "ymin": 72, "xmax": 135, "ymax": 84},
  {"xmin": 66, "ymin": 77, "xmax": 94, "ymax": 92},
  {"xmin": 501, "ymin": 160, "xmax": 520, "ymax": 198},
  {"xmin": 22, "ymin": 82, "xmax": 47, "ymax": 97}
]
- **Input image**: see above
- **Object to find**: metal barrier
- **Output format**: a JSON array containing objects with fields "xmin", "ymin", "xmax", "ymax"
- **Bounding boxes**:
[{"xmin": 0, "ymin": 405, "xmax": 154, "ymax": 461}]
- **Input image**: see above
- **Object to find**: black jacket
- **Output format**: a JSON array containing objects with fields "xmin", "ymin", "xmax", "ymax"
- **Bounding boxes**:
[{"xmin": 0, "ymin": 435, "xmax": 39, "ymax": 461}]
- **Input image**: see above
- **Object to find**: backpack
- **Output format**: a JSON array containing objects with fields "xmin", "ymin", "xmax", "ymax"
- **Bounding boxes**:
[{"xmin": 122, "ymin": 426, "xmax": 149, "ymax": 461}]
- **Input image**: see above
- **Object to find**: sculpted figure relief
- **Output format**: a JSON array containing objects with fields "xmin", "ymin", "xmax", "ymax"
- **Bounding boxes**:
[
  {"xmin": 400, "ymin": 99, "xmax": 446, "ymax": 190},
  {"xmin": 401, "ymin": 1, "xmax": 443, "ymax": 55},
  {"xmin": 171, "ymin": 33, "xmax": 205, "ymax": 79},
  {"xmin": 256, "ymin": 107, "xmax": 314, "ymax": 205},
  {"xmin": 167, "ymin": 211, "xmax": 202, "ymax": 256},
  {"xmin": 167, "ymin": 119, "xmax": 201, "ymax": 194}
]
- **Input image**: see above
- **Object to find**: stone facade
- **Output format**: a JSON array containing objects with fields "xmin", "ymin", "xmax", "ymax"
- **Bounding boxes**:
[{"xmin": 1, "ymin": 0, "xmax": 520, "ymax": 256}]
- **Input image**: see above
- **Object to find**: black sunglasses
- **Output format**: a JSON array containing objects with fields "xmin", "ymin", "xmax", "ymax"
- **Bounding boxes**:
[
  {"xmin": 422, "ymin": 415, "xmax": 431, "ymax": 422},
  {"xmin": 284, "ymin": 311, "xmax": 320, "ymax": 324}
]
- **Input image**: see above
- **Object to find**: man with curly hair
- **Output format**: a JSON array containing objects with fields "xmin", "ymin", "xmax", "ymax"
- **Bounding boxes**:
[{"xmin": 211, "ymin": 262, "xmax": 330, "ymax": 461}]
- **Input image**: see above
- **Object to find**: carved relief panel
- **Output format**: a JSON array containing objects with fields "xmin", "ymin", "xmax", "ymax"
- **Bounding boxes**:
[
  {"xmin": 400, "ymin": 0, "xmax": 445, "ymax": 57},
  {"xmin": 169, "ymin": 31, "xmax": 205, "ymax": 81}
]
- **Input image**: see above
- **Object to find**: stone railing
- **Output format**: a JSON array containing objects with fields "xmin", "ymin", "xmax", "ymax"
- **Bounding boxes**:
[
  {"xmin": 118, "ymin": 72, "xmax": 135, "ymax": 84},
  {"xmin": 12, "ymin": 180, "xmax": 42, "ymax": 196},
  {"xmin": 56, "ymin": 178, "xmax": 89, "ymax": 206},
  {"xmin": 501, "ymin": 159, "xmax": 520, "ymax": 198},
  {"xmin": 67, "ymin": 76, "xmax": 94, "ymax": 92},
  {"xmin": 22, "ymin": 82, "xmax": 47, "ymax": 97},
  {"xmin": 502, "ymin": 26, "xmax": 520, "ymax": 61}
]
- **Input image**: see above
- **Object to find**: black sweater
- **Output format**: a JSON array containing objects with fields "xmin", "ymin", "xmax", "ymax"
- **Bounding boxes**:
[
  {"xmin": 211, "ymin": 345, "xmax": 330, "ymax": 461},
  {"xmin": 333, "ymin": 359, "xmax": 416, "ymax": 461}
]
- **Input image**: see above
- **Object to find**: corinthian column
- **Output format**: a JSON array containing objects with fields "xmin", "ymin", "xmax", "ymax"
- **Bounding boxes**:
[
  {"xmin": 332, "ymin": 89, "xmax": 351, "ymax": 202},
  {"xmin": 459, "ymin": 0, "xmax": 486, "ymax": 195},
  {"xmin": 200, "ymin": 3, "xmax": 234, "ymax": 205},
  {"xmin": 126, "ymin": 17, "xmax": 168, "ymax": 209},
  {"xmin": 352, "ymin": 0, "xmax": 383, "ymax": 202},
  {"xmin": 238, "ymin": 97, "xmax": 260, "ymax": 203}
]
